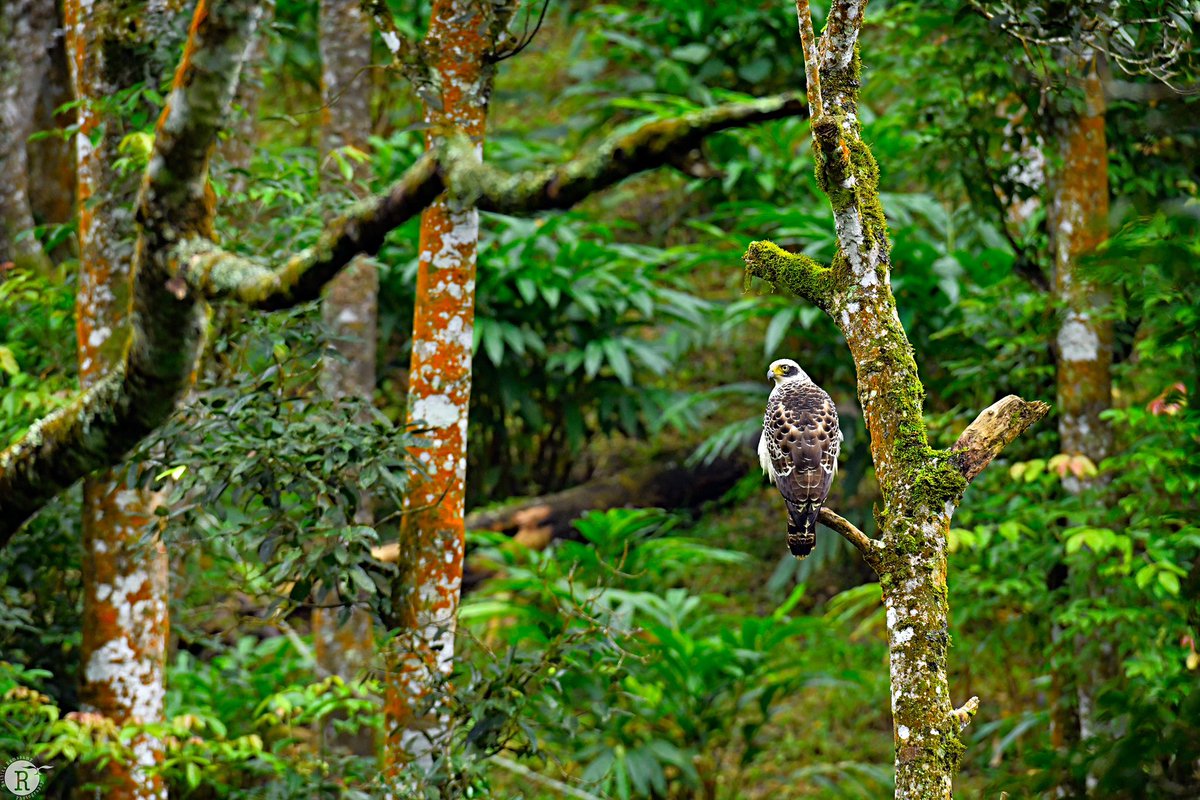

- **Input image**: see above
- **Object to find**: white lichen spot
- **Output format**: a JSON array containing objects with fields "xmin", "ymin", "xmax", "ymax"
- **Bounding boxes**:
[
  {"xmin": 430, "ymin": 209, "xmax": 479, "ymax": 271},
  {"xmin": 379, "ymin": 27, "xmax": 402, "ymax": 55},
  {"xmin": 411, "ymin": 394, "xmax": 458, "ymax": 428},
  {"xmin": 1058, "ymin": 317, "xmax": 1099, "ymax": 362},
  {"xmin": 886, "ymin": 606, "xmax": 897, "ymax": 629},
  {"xmin": 87, "ymin": 326, "xmax": 111, "ymax": 348},
  {"xmin": 895, "ymin": 627, "xmax": 915, "ymax": 645},
  {"xmin": 898, "ymin": 725, "xmax": 910, "ymax": 740}
]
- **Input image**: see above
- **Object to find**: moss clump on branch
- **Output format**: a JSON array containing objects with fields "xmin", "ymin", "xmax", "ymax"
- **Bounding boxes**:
[{"xmin": 742, "ymin": 240, "xmax": 836, "ymax": 310}]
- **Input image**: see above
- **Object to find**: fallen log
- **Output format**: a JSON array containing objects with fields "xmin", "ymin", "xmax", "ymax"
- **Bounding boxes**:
[{"xmin": 370, "ymin": 448, "xmax": 753, "ymax": 580}]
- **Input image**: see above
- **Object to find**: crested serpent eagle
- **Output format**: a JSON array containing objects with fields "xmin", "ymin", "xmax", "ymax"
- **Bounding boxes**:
[{"xmin": 758, "ymin": 358, "xmax": 842, "ymax": 558}]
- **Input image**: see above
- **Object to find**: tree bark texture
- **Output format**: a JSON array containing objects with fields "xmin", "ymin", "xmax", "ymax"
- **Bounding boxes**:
[
  {"xmin": 1049, "ymin": 55, "xmax": 1114, "ymax": 791},
  {"xmin": 1051, "ymin": 58, "xmax": 1112, "ymax": 493},
  {"xmin": 743, "ymin": 3, "xmax": 1050, "ymax": 797},
  {"xmin": 65, "ymin": 1, "xmax": 187, "ymax": 797},
  {"xmin": 312, "ymin": 0, "xmax": 377, "ymax": 756},
  {"xmin": 383, "ymin": 0, "xmax": 498, "ymax": 779},
  {"xmin": 0, "ymin": 0, "xmax": 58, "ymax": 273}
]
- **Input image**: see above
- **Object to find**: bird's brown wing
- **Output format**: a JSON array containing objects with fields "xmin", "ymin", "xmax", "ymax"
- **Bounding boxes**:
[{"xmin": 766, "ymin": 382, "xmax": 840, "ymax": 510}]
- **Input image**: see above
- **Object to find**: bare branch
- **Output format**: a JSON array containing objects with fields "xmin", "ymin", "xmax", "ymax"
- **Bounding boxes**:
[
  {"xmin": 819, "ymin": 507, "xmax": 883, "ymax": 572},
  {"xmin": 951, "ymin": 395, "xmax": 1051, "ymax": 484},
  {"xmin": 794, "ymin": 0, "xmax": 823, "ymax": 119},
  {"xmin": 948, "ymin": 696, "xmax": 981, "ymax": 730}
]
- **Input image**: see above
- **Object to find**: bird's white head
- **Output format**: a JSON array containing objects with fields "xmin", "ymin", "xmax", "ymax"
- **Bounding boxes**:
[{"xmin": 767, "ymin": 358, "xmax": 811, "ymax": 386}]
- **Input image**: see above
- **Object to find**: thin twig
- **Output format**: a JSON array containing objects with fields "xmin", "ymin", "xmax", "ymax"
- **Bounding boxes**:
[
  {"xmin": 794, "ymin": 0, "xmax": 823, "ymax": 119},
  {"xmin": 819, "ymin": 506, "xmax": 882, "ymax": 572},
  {"xmin": 493, "ymin": 0, "xmax": 551, "ymax": 63}
]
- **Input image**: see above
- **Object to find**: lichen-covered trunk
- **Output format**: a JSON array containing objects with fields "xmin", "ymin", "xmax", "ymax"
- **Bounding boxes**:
[
  {"xmin": 1051, "ymin": 59, "xmax": 1112, "ymax": 492},
  {"xmin": 743, "ymin": 5, "xmax": 1015, "ymax": 797},
  {"xmin": 27, "ymin": 13, "xmax": 77, "ymax": 245},
  {"xmin": 880, "ymin": 510, "xmax": 960, "ymax": 799},
  {"xmin": 312, "ymin": 0, "xmax": 377, "ymax": 756},
  {"xmin": 1049, "ymin": 56, "xmax": 1113, "ymax": 789},
  {"xmin": 66, "ymin": 1, "xmax": 184, "ymax": 797},
  {"xmin": 383, "ymin": 0, "xmax": 492, "ymax": 781},
  {"xmin": 0, "ymin": 0, "xmax": 57, "ymax": 273}
]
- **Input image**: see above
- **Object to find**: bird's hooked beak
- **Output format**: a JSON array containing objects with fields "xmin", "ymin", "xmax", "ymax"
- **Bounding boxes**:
[{"xmin": 768, "ymin": 365, "xmax": 780, "ymax": 383}]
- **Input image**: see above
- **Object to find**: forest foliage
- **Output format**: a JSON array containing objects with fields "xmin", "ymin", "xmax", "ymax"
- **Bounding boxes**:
[{"xmin": 1, "ymin": 0, "xmax": 1198, "ymax": 798}]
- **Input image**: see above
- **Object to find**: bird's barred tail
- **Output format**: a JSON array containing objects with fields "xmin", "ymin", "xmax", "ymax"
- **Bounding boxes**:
[{"xmin": 786, "ymin": 502, "xmax": 820, "ymax": 558}]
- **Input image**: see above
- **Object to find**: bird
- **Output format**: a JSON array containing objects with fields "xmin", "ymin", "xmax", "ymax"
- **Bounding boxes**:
[{"xmin": 759, "ymin": 358, "xmax": 842, "ymax": 558}]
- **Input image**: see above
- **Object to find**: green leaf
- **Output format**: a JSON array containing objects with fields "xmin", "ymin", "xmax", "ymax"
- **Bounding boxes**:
[
  {"xmin": 764, "ymin": 308, "xmax": 795, "ymax": 357},
  {"xmin": 602, "ymin": 340, "xmax": 633, "ymax": 386},
  {"xmin": 672, "ymin": 43, "xmax": 711, "ymax": 64},
  {"xmin": 0, "ymin": 346, "xmax": 19, "ymax": 376},
  {"xmin": 185, "ymin": 762, "xmax": 202, "ymax": 790}
]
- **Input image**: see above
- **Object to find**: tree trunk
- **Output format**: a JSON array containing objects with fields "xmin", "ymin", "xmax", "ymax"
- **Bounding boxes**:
[
  {"xmin": 0, "ymin": 0, "xmax": 57, "ymax": 274},
  {"xmin": 66, "ymin": 1, "xmax": 185, "ymax": 797},
  {"xmin": 383, "ymin": 0, "xmax": 496, "ymax": 779},
  {"xmin": 1051, "ymin": 58, "xmax": 1112, "ymax": 493},
  {"xmin": 742, "ymin": 4, "xmax": 1050, "ymax": 797},
  {"xmin": 1049, "ymin": 54, "xmax": 1113, "ymax": 793},
  {"xmin": 312, "ymin": 0, "xmax": 378, "ymax": 757},
  {"xmin": 27, "ymin": 14, "xmax": 77, "ymax": 245}
]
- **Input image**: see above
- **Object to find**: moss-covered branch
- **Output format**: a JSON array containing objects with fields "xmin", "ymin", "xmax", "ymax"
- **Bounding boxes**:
[
  {"xmin": 464, "ymin": 93, "xmax": 808, "ymax": 212},
  {"xmin": 0, "ymin": 0, "xmax": 261, "ymax": 545},
  {"xmin": 743, "ymin": 239, "xmax": 837, "ymax": 311},
  {"xmin": 190, "ymin": 94, "xmax": 809, "ymax": 310},
  {"xmin": 952, "ymin": 395, "xmax": 1051, "ymax": 484},
  {"xmin": 188, "ymin": 152, "xmax": 444, "ymax": 308}
]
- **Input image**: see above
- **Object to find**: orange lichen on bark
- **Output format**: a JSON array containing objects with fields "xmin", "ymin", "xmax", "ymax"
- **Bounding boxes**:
[
  {"xmin": 383, "ymin": 0, "xmax": 492, "ymax": 782},
  {"xmin": 66, "ymin": 2, "xmax": 174, "ymax": 797}
]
